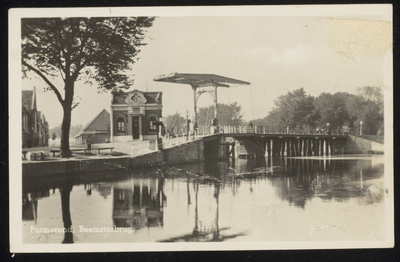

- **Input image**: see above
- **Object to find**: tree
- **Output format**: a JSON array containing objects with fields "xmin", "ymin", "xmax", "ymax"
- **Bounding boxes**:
[
  {"xmin": 164, "ymin": 113, "xmax": 186, "ymax": 134},
  {"xmin": 196, "ymin": 103, "xmax": 244, "ymax": 126},
  {"xmin": 22, "ymin": 17, "xmax": 155, "ymax": 157},
  {"xmin": 346, "ymin": 87, "xmax": 384, "ymax": 135},
  {"xmin": 313, "ymin": 92, "xmax": 351, "ymax": 131},
  {"xmin": 265, "ymin": 88, "xmax": 316, "ymax": 130}
]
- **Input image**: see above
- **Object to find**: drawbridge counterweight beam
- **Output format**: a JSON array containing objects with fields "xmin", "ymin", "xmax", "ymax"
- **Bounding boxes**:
[{"xmin": 154, "ymin": 73, "xmax": 250, "ymax": 125}]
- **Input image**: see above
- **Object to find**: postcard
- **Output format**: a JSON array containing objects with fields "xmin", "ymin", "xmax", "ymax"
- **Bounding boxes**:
[{"xmin": 9, "ymin": 4, "xmax": 393, "ymax": 252}]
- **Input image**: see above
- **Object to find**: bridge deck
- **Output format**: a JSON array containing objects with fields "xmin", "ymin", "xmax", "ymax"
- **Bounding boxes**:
[{"xmin": 130, "ymin": 125, "xmax": 349, "ymax": 157}]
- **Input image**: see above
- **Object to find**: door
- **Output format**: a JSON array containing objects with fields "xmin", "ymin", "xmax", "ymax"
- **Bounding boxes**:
[{"xmin": 132, "ymin": 117, "xmax": 140, "ymax": 139}]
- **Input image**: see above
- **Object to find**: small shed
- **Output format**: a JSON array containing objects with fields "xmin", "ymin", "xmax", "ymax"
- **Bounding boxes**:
[{"xmin": 75, "ymin": 109, "xmax": 110, "ymax": 145}]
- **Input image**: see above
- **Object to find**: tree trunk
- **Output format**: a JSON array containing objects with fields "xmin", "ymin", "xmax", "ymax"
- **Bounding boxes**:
[
  {"xmin": 60, "ymin": 106, "xmax": 72, "ymax": 158},
  {"xmin": 60, "ymin": 180, "xmax": 74, "ymax": 243},
  {"xmin": 60, "ymin": 81, "xmax": 74, "ymax": 158}
]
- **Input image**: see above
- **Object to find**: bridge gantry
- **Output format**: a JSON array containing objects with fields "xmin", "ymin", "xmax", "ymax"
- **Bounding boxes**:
[{"xmin": 153, "ymin": 73, "xmax": 250, "ymax": 125}]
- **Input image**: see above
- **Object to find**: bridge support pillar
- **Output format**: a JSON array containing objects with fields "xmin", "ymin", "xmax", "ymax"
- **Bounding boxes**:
[
  {"xmin": 273, "ymin": 138, "xmax": 279, "ymax": 157},
  {"xmin": 284, "ymin": 139, "xmax": 287, "ymax": 156},
  {"xmin": 299, "ymin": 139, "xmax": 303, "ymax": 156},
  {"xmin": 314, "ymin": 139, "xmax": 318, "ymax": 156},
  {"xmin": 271, "ymin": 139, "xmax": 275, "ymax": 157},
  {"xmin": 304, "ymin": 139, "xmax": 310, "ymax": 156},
  {"xmin": 292, "ymin": 138, "xmax": 297, "ymax": 156},
  {"xmin": 328, "ymin": 139, "xmax": 332, "ymax": 156},
  {"xmin": 276, "ymin": 138, "xmax": 281, "ymax": 157},
  {"xmin": 298, "ymin": 138, "xmax": 302, "ymax": 156},
  {"xmin": 266, "ymin": 139, "xmax": 271, "ymax": 157}
]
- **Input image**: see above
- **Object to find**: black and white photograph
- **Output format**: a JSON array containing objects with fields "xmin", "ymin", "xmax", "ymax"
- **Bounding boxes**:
[{"xmin": 9, "ymin": 5, "xmax": 393, "ymax": 252}]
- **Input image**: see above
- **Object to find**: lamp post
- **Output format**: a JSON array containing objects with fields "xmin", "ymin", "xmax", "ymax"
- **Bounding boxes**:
[
  {"xmin": 326, "ymin": 123, "xmax": 330, "ymax": 135},
  {"xmin": 360, "ymin": 121, "xmax": 363, "ymax": 136},
  {"xmin": 186, "ymin": 109, "xmax": 190, "ymax": 141},
  {"xmin": 153, "ymin": 118, "xmax": 163, "ymax": 150}
]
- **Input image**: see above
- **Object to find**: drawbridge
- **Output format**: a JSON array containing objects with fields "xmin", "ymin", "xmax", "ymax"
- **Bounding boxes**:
[{"xmin": 153, "ymin": 73, "xmax": 250, "ymax": 125}]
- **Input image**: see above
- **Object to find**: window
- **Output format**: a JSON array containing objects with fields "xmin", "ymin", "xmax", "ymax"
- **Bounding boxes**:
[
  {"xmin": 115, "ymin": 94, "xmax": 127, "ymax": 104},
  {"xmin": 117, "ymin": 117, "xmax": 125, "ymax": 133},
  {"xmin": 118, "ymin": 190, "xmax": 125, "ymax": 201},
  {"xmin": 22, "ymin": 115, "xmax": 28, "ymax": 128},
  {"xmin": 149, "ymin": 115, "xmax": 158, "ymax": 131}
]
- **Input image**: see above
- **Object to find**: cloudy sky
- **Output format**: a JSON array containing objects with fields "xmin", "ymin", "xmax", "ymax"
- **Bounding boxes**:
[{"xmin": 19, "ymin": 5, "xmax": 392, "ymax": 129}]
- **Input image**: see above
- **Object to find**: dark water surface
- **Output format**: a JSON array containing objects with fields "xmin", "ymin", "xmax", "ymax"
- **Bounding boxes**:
[{"xmin": 22, "ymin": 155, "xmax": 386, "ymax": 243}]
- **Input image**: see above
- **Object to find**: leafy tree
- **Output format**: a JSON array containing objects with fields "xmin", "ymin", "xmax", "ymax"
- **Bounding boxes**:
[
  {"xmin": 357, "ymin": 86, "xmax": 384, "ymax": 134},
  {"xmin": 313, "ymin": 92, "xmax": 351, "ymax": 131},
  {"xmin": 255, "ymin": 86, "xmax": 383, "ymax": 136},
  {"xmin": 164, "ymin": 113, "xmax": 186, "ymax": 134},
  {"xmin": 357, "ymin": 86, "xmax": 383, "ymax": 105},
  {"xmin": 196, "ymin": 103, "xmax": 244, "ymax": 126},
  {"xmin": 22, "ymin": 17, "xmax": 155, "ymax": 157},
  {"xmin": 265, "ymin": 88, "xmax": 316, "ymax": 130},
  {"xmin": 346, "ymin": 87, "xmax": 384, "ymax": 135}
]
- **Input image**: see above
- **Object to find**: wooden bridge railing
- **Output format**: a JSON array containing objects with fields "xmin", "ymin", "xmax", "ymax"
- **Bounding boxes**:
[{"xmin": 138, "ymin": 125, "xmax": 347, "ymax": 155}]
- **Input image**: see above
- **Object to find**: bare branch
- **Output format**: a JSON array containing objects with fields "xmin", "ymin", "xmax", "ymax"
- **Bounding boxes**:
[{"xmin": 22, "ymin": 60, "xmax": 64, "ymax": 105}]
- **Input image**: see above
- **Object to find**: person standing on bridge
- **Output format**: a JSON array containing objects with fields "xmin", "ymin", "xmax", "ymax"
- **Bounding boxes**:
[
  {"xmin": 193, "ymin": 122, "xmax": 198, "ymax": 136},
  {"xmin": 212, "ymin": 118, "xmax": 219, "ymax": 134}
]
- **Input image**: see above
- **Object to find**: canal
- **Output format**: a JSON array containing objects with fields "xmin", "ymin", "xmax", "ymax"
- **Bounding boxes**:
[{"xmin": 22, "ymin": 155, "xmax": 386, "ymax": 244}]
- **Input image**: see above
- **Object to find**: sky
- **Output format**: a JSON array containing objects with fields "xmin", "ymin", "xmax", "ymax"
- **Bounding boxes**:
[{"xmin": 20, "ymin": 6, "xmax": 392, "ymax": 129}]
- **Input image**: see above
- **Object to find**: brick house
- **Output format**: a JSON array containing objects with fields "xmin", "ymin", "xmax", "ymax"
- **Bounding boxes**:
[
  {"xmin": 22, "ymin": 87, "xmax": 49, "ymax": 148},
  {"xmin": 110, "ymin": 89, "xmax": 163, "ymax": 142}
]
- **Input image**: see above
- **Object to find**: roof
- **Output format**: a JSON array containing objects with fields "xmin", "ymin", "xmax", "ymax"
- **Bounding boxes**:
[
  {"xmin": 143, "ymin": 92, "xmax": 162, "ymax": 104},
  {"xmin": 22, "ymin": 90, "xmax": 36, "ymax": 112},
  {"xmin": 75, "ymin": 109, "xmax": 110, "ymax": 138},
  {"xmin": 153, "ymin": 73, "xmax": 250, "ymax": 88}
]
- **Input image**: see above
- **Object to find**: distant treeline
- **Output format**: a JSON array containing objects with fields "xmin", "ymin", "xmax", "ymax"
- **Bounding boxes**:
[
  {"xmin": 163, "ymin": 86, "xmax": 383, "ymax": 136},
  {"xmin": 254, "ymin": 86, "xmax": 383, "ymax": 135},
  {"xmin": 50, "ymin": 124, "xmax": 83, "ymax": 139}
]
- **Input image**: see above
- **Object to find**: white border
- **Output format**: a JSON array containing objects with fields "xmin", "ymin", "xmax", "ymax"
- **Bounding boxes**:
[{"xmin": 9, "ymin": 5, "xmax": 394, "ymax": 253}]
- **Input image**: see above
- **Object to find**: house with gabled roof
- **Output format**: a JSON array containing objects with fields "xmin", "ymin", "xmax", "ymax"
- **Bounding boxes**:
[
  {"xmin": 75, "ymin": 109, "xmax": 110, "ymax": 145},
  {"xmin": 22, "ymin": 87, "xmax": 49, "ymax": 148},
  {"xmin": 110, "ymin": 89, "xmax": 163, "ymax": 142}
]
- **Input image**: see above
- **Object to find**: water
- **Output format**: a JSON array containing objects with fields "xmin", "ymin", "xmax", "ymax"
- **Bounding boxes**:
[{"xmin": 22, "ymin": 155, "xmax": 386, "ymax": 243}]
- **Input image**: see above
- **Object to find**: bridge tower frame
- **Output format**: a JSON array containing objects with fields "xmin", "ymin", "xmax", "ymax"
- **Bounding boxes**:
[{"xmin": 153, "ymin": 73, "xmax": 250, "ymax": 126}]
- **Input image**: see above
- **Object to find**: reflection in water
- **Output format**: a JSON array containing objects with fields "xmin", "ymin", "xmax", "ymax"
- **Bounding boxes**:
[
  {"xmin": 112, "ymin": 176, "xmax": 165, "ymax": 229},
  {"xmin": 22, "ymin": 155, "xmax": 385, "ymax": 243},
  {"xmin": 60, "ymin": 179, "xmax": 73, "ymax": 243}
]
